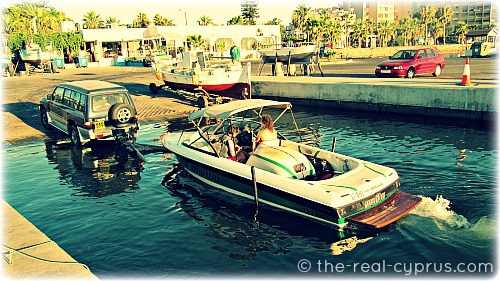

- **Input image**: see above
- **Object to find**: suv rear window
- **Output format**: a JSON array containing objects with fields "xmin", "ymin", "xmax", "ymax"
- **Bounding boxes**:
[{"xmin": 91, "ymin": 93, "xmax": 129, "ymax": 113}]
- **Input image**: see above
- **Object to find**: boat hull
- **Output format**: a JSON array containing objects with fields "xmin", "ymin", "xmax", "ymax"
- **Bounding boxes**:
[
  {"xmin": 259, "ymin": 45, "xmax": 317, "ymax": 64},
  {"xmin": 21, "ymin": 52, "xmax": 51, "ymax": 68},
  {"xmin": 163, "ymin": 80, "xmax": 251, "ymax": 100},
  {"xmin": 173, "ymin": 149, "xmax": 407, "ymax": 229},
  {"xmin": 160, "ymin": 62, "xmax": 251, "ymax": 100}
]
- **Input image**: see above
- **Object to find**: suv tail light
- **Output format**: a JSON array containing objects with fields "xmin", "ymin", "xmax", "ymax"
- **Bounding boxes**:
[{"xmin": 84, "ymin": 119, "xmax": 93, "ymax": 129}]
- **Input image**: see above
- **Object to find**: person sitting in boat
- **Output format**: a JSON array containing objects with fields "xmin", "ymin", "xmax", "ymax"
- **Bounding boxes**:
[
  {"xmin": 255, "ymin": 114, "xmax": 279, "ymax": 147},
  {"xmin": 220, "ymin": 124, "xmax": 250, "ymax": 163}
]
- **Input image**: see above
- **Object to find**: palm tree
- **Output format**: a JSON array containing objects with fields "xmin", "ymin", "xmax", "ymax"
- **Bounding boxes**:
[
  {"xmin": 198, "ymin": 15, "xmax": 213, "ymax": 26},
  {"xmin": 453, "ymin": 21, "xmax": 469, "ymax": 45},
  {"xmin": 397, "ymin": 17, "xmax": 414, "ymax": 46},
  {"xmin": 186, "ymin": 34, "xmax": 205, "ymax": 49},
  {"xmin": 292, "ymin": 4, "xmax": 311, "ymax": 39},
  {"xmin": 419, "ymin": 4, "xmax": 437, "ymax": 45},
  {"xmin": 351, "ymin": 19, "xmax": 368, "ymax": 48},
  {"xmin": 323, "ymin": 20, "xmax": 343, "ymax": 48},
  {"xmin": 377, "ymin": 20, "xmax": 395, "ymax": 47},
  {"xmin": 241, "ymin": 0, "xmax": 259, "ymax": 25},
  {"xmin": 227, "ymin": 15, "xmax": 244, "ymax": 25},
  {"xmin": 82, "ymin": 11, "xmax": 104, "ymax": 29},
  {"xmin": 153, "ymin": 14, "xmax": 164, "ymax": 26},
  {"xmin": 133, "ymin": 12, "xmax": 150, "ymax": 28},
  {"xmin": 341, "ymin": 11, "xmax": 354, "ymax": 47},
  {"xmin": 304, "ymin": 18, "xmax": 322, "ymax": 45},
  {"xmin": 437, "ymin": 5, "xmax": 453, "ymax": 45}
]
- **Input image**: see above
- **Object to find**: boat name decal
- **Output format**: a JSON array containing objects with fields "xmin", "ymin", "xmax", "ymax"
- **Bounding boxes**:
[
  {"xmin": 303, "ymin": 207, "xmax": 329, "ymax": 220},
  {"xmin": 187, "ymin": 162, "xmax": 221, "ymax": 184},
  {"xmin": 363, "ymin": 192, "xmax": 386, "ymax": 209}
]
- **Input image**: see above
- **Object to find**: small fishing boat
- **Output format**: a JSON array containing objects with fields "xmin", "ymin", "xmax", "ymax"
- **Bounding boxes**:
[
  {"xmin": 20, "ymin": 43, "xmax": 51, "ymax": 68},
  {"xmin": 151, "ymin": 50, "xmax": 251, "ymax": 107},
  {"xmin": 258, "ymin": 43, "xmax": 317, "ymax": 64},
  {"xmin": 162, "ymin": 99, "xmax": 421, "ymax": 229}
]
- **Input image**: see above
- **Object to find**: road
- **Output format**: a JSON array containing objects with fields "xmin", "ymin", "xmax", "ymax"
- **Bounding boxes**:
[{"xmin": 250, "ymin": 56, "xmax": 498, "ymax": 81}]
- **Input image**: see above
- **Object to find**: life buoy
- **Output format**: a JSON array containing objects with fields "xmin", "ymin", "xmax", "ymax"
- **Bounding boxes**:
[
  {"xmin": 192, "ymin": 74, "xmax": 199, "ymax": 85},
  {"xmin": 155, "ymin": 71, "xmax": 162, "ymax": 80}
]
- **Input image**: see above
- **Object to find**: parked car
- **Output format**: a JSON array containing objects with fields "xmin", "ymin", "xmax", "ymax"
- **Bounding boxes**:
[
  {"xmin": 40, "ymin": 80, "xmax": 139, "ymax": 146},
  {"xmin": 375, "ymin": 48, "xmax": 446, "ymax": 78}
]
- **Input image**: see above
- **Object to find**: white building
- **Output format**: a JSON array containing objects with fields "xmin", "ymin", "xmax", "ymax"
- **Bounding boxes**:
[{"xmin": 80, "ymin": 25, "xmax": 281, "ymax": 62}]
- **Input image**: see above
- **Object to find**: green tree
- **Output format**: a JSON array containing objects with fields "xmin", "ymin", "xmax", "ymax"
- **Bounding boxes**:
[
  {"xmin": 341, "ymin": 12, "xmax": 354, "ymax": 47},
  {"xmin": 82, "ymin": 11, "xmax": 104, "ymax": 29},
  {"xmin": 453, "ymin": 21, "xmax": 469, "ymax": 44},
  {"xmin": 304, "ymin": 17, "xmax": 322, "ymax": 45},
  {"xmin": 436, "ymin": 5, "xmax": 453, "ymax": 45},
  {"xmin": 153, "ymin": 14, "xmax": 173, "ymax": 26},
  {"xmin": 323, "ymin": 21, "xmax": 343, "ymax": 47},
  {"xmin": 3, "ymin": 1, "xmax": 69, "ymax": 35},
  {"xmin": 397, "ymin": 17, "xmax": 414, "ymax": 46},
  {"xmin": 377, "ymin": 20, "xmax": 395, "ymax": 47},
  {"xmin": 133, "ymin": 12, "xmax": 150, "ymax": 28},
  {"xmin": 186, "ymin": 34, "xmax": 205, "ymax": 48},
  {"xmin": 241, "ymin": 0, "xmax": 259, "ymax": 25},
  {"xmin": 351, "ymin": 19, "xmax": 368, "ymax": 48},
  {"xmin": 227, "ymin": 15, "xmax": 244, "ymax": 25},
  {"xmin": 419, "ymin": 4, "xmax": 437, "ymax": 45},
  {"xmin": 198, "ymin": 15, "xmax": 213, "ymax": 26},
  {"xmin": 291, "ymin": 4, "xmax": 311, "ymax": 38}
]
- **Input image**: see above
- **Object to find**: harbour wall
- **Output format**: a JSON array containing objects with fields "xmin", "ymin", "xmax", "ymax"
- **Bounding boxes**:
[{"xmin": 251, "ymin": 76, "xmax": 497, "ymax": 121}]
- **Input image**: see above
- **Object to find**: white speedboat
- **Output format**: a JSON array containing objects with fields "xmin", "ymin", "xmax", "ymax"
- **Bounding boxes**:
[
  {"xmin": 162, "ymin": 99, "xmax": 421, "ymax": 229},
  {"xmin": 258, "ymin": 44, "xmax": 317, "ymax": 64},
  {"xmin": 152, "ymin": 50, "xmax": 251, "ymax": 104}
]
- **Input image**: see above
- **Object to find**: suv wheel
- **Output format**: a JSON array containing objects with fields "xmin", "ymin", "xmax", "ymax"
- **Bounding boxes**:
[
  {"xmin": 40, "ymin": 107, "xmax": 53, "ymax": 130},
  {"xmin": 109, "ymin": 103, "xmax": 135, "ymax": 128},
  {"xmin": 69, "ymin": 125, "xmax": 82, "ymax": 147}
]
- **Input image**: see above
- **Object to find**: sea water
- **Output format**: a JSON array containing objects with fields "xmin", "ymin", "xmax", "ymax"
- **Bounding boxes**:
[{"xmin": 2, "ymin": 108, "xmax": 496, "ymax": 277}]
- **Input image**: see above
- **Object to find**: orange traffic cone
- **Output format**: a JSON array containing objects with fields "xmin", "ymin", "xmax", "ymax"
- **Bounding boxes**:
[{"xmin": 460, "ymin": 57, "xmax": 472, "ymax": 86}]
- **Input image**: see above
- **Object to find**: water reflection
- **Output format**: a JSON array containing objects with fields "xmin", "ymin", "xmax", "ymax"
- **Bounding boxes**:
[
  {"xmin": 44, "ymin": 140, "xmax": 144, "ymax": 197},
  {"xmin": 161, "ymin": 164, "xmax": 382, "ymax": 257}
]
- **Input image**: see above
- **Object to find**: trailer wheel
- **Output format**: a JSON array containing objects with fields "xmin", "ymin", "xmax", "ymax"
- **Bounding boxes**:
[
  {"xmin": 149, "ymin": 83, "xmax": 158, "ymax": 95},
  {"xmin": 197, "ymin": 95, "xmax": 209, "ymax": 108}
]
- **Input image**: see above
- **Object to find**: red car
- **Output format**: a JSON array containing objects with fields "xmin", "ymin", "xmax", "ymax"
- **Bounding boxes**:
[{"xmin": 375, "ymin": 48, "xmax": 446, "ymax": 78}]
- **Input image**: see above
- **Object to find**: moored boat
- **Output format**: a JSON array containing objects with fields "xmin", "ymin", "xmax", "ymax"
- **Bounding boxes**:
[
  {"xmin": 161, "ymin": 99, "xmax": 421, "ymax": 229},
  {"xmin": 20, "ymin": 43, "xmax": 51, "ymax": 68},
  {"xmin": 152, "ymin": 50, "xmax": 251, "ymax": 104},
  {"xmin": 258, "ymin": 43, "xmax": 317, "ymax": 64}
]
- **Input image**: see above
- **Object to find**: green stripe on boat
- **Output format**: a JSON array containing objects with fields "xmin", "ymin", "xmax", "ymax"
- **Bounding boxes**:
[
  {"xmin": 326, "ymin": 184, "xmax": 357, "ymax": 191},
  {"xmin": 365, "ymin": 165, "xmax": 386, "ymax": 177},
  {"xmin": 252, "ymin": 154, "xmax": 298, "ymax": 179},
  {"xmin": 314, "ymin": 150, "xmax": 320, "ymax": 157}
]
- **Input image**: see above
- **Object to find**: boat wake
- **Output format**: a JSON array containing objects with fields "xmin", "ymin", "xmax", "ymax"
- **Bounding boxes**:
[{"xmin": 410, "ymin": 195, "xmax": 471, "ymax": 228}]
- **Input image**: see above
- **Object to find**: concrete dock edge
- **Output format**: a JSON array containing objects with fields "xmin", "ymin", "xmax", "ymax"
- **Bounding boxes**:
[{"xmin": 1, "ymin": 199, "xmax": 98, "ymax": 279}]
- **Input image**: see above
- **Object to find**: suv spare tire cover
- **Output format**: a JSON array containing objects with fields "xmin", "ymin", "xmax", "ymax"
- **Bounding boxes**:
[{"xmin": 108, "ymin": 103, "xmax": 135, "ymax": 128}]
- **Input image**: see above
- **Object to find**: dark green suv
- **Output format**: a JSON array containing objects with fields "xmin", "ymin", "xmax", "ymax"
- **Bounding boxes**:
[{"xmin": 40, "ymin": 80, "xmax": 139, "ymax": 146}]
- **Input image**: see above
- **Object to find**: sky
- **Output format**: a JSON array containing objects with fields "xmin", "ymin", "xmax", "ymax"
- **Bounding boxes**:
[{"xmin": 3, "ymin": 0, "xmax": 343, "ymax": 26}]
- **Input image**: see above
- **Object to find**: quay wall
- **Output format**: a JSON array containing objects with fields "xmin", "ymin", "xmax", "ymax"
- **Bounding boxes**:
[{"xmin": 251, "ymin": 77, "xmax": 497, "ymax": 121}]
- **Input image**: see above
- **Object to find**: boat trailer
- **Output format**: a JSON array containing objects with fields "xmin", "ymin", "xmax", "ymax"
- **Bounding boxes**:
[{"xmin": 148, "ymin": 83, "xmax": 236, "ymax": 109}]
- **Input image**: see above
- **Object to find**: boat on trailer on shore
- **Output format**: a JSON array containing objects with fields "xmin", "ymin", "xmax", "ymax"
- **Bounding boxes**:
[{"xmin": 161, "ymin": 99, "xmax": 421, "ymax": 229}]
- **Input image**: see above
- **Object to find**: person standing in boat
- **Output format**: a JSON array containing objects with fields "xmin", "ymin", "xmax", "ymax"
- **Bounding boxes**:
[
  {"xmin": 221, "ymin": 124, "xmax": 249, "ymax": 163},
  {"xmin": 255, "ymin": 114, "xmax": 279, "ymax": 146}
]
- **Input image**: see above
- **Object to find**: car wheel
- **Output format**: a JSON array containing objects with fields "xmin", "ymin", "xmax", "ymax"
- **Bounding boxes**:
[
  {"xmin": 40, "ymin": 107, "xmax": 53, "ymax": 130},
  {"xmin": 432, "ymin": 65, "xmax": 442, "ymax": 77},
  {"xmin": 109, "ymin": 103, "xmax": 135, "ymax": 128},
  {"xmin": 406, "ymin": 68, "xmax": 415, "ymax": 79},
  {"xmin": 69, "ymin": 125, "xmax": 82, "ymax": 147}
]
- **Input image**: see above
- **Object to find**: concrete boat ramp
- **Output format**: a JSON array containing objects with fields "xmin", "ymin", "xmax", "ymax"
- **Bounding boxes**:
[{"xmin": 2, "ymin": 199, "xmax": 98, "ymax": 279}]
